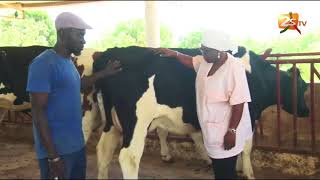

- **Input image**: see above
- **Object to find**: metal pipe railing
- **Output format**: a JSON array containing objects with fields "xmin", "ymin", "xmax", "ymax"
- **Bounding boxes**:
[
  {"xmin": 292, "ymin": 63, "xmax": 298, "ymax": 147},
  {"xmin": 268, "ymin": 59, "xmax": 320, "ymax": 64},
  {"xmin": 268, "ymin": 52, "xmax": 320, "ymax": 58},
  {"xmin": 310, "ymin": 63, "xmax": 316, "ymax": 150},
  {"xmin": 276, "ymin": 62, "xmax": 282, "ymax": 148},
  {"xmin": 265, "ymin": 53, "xmax": 319, "ymax": 153}
]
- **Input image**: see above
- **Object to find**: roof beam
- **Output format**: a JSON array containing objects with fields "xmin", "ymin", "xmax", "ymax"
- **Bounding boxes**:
[
  {"xmin": 0, "ymin": 2, "xmax": 22, "ymax": 10},
  {"xmin": 0, "ymin": 1, "xmax": 100, "ymax": 9}
]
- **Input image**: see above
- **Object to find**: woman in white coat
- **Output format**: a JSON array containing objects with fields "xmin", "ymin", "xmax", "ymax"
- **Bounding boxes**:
[{"xmin": 154, "ymin": 30, "xmax": 252, "ymax": 179}]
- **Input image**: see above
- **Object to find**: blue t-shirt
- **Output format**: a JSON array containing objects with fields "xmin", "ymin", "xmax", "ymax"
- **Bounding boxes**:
[{"xmin": 26, "ymin": 49, "xmax": 84, "ymax": 159}]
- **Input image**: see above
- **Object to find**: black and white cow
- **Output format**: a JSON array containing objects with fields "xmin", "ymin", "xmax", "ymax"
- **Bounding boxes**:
[
  {"xmin": 0, "ymin": 46, "xmax": 50, "ymax": 123},
  {"xmin": 0, "ymin": 46, "xmax": 49, "ymax": 110},
  {"xmin": 92, "ymin": 46, "xmax": 309, "ymax": 179}
]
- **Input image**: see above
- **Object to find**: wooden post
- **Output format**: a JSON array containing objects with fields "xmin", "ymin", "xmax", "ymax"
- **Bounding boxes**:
[{"xmin": 145, "ymin": 1, "xmax": 160, "ymax": 48}]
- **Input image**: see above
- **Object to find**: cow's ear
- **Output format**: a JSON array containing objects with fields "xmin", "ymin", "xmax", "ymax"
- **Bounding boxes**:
[
  {"xmin": 296, "ymin": 68, "xmax": 301, "ymax": 76},
  {"xmin": 226, "ymin": 50, "xmax": 233, "ymax": 55},
  {"xmin": 92, "ymin": 52, "xmax": 103, "ymax": 61},
  {"xmin": 233, "ymin": 46, "xmax": 246, "ymax": 58},
  {"xmin": 0, "ymin": 50, "xmax": 6, "ymax": 58},
  {"xmin": 287, "ymin": 67, "xmax": 301, "ymax": 77},
  {"xmin": 260, "ymin": 48, "xmax": 272, "ymax": 60}
]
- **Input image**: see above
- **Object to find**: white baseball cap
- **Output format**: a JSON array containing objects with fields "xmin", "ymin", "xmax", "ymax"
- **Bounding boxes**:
[
  {"xmin": 201, "ymin": 29, "xmax": 238, "ymax": 54},
  {"xmin": 55, "ymin": 12, "xmax": 92, "ymax": 30}
]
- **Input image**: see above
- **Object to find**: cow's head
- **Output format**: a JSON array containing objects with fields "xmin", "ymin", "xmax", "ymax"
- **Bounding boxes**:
[
  {"xmin": 234, "ymin": 46, "xmax": 309, "ymax": 119},
  {"xmin": 282, "ymin": 68, "xmax": 309, "ymax": 117}
]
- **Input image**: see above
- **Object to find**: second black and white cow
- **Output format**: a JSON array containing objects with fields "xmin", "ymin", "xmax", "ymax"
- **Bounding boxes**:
[
  {"xmin": 92, "ymin": 46, "xmax": 309, "ymax": 179},
  {"xmin": 0, "ymin": 46, "xmax": 49, "ymax": 110}
]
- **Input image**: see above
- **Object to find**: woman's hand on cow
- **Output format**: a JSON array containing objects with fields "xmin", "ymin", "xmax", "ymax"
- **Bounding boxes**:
[
  {"xmin": 101, "ymin": 60, "xmax": 122, "ymax": 77},
  {"xmin": 224, "ymin": 131, "xmax": 236, "ymax": 150},
  {"xmin": 152, "ymin": 48, "xmax": 178, "ymax": 58}
]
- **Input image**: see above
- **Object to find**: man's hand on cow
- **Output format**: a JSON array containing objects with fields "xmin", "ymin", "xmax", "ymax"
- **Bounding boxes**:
[
  {"xmin": 152, "ymin": 48, "xmax": 178, "ymax": 58},
  {"xmin": 48, "ymin": 158, "xmax": 65, "ymax": 179},
  {"xmin": 223, "ymin": 131, "xmax": 236, "ymax": 150},
  {"xmin": 101, "ymin": 60, "xmax": 122, "ymax": 77}
]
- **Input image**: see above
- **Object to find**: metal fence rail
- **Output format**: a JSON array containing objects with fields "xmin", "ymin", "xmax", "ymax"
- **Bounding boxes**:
[
  {"xmin": 254, "ymin": 53, "xmax": 320, "ymax": 154},
  {"xmin": 1, "ymin": 110, "xmax": 32, "ymax": 125}
]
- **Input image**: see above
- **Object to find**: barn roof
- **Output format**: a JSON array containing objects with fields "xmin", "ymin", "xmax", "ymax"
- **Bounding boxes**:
[{"xmin": 0, "ymin": 1, "xmax": 98, "ymax": 9}]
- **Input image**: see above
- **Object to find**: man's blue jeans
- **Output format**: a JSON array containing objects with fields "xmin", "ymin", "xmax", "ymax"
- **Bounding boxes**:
[{"xmin": 38, "ymin": 147, "xmax": 86, "ymax": 179}]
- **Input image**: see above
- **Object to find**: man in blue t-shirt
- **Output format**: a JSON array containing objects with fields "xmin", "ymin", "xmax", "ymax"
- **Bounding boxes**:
[{"xmin": 26, "ymin": 12, "xmax": 122, "ymax": 179}]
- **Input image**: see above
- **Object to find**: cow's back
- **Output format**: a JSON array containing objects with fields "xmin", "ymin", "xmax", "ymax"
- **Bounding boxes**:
[{"xmin": 93, "ymin": 46, "xmax": 203, "ymax": 146}]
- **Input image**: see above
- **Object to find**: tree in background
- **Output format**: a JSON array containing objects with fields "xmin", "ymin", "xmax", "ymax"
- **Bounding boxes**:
[
  {"xmin": 88, "ymin": 19, "xmax": 174, "ymax": 50},
  {"xmin": 178, "ymin": 31, "xmax": 202, "ymax": 48},
  {"xmin": 0, "ymin": 10, "xmax": 56, "ymax": 47},
  {"xmin": 239, "ymin": 32, "xmax": 320, "ymax": 55},
  {"xmin": 239, "ymin": 30, "xmax": 320, "ymax": 82},
  {"xmin": 177, "ymin": 29, "xmax": 320, "ymax": 55},
  {"xmin": 160, "ymin": 23, "xmax": 174, "ymax": 47}
]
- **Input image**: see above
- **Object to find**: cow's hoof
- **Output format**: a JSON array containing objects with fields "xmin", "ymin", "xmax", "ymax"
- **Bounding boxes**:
[
  {"xmin": 237, "ymin": 171, "xmax": 245, "ymax": 179},
  {"xmin": 205, "ymin": 159, "xmax": 212, "ymax": 166},
  {"xmin": 245, "ymin": 174, "xmax": 255, "ymax": 180},
  {"xmin": 237, "ymin": 170, "xmax": 243, "ymax": 174},
  {"xmin": 204, "ymin": 164, "xmax": 212, "ymax": 172},
  {"xmin": 161, "ymin": 155, "xmax": 174, "ymax": 163},
  {"xmin": 237, "ymin": 172, "xmax": 255, "ymax": 180}
]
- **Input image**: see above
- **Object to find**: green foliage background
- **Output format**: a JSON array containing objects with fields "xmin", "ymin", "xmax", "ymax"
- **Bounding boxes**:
[
  {"xmin": 88, "ymin": 19, "xmax": 174, "ymax": 51},
  {"xmin": 0, "ymin": 10, "xmax": 56, "ymax": 46}
]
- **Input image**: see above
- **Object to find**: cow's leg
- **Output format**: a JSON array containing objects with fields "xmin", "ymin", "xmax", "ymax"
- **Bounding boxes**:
[
  {"xmin": 82, "ymin": 102, "xmax": 100, "ymax": 143},
  {"xmin": 118, "ymin": 128, "xmax": 149, "ymax": 179},
  {"xmin": 96, "ymin": 91, "xmax": 107, "ymax": 133},
  {"xmin": 241, "ymin": 138, "xmax": 255, "ymax": 179},
  {"xmin": 0, "ymin": 108, "xmax": 7, "ymax": 123},
  {"xmin": 118, "ymin": 118, "xmax": 154, "ymax": 178},
  {"xmin": 119, "ymin": 118, "xmax": 154, "ymax": 178},
  {"xmin": 82, "ymin": 91, "xmax": 105, "ymax": 143},
  {"xmin": 119, "ymin": 75, "xmax": 157, "ymax": 179},
  {"xmin": 97, "ymin": 126, "xmax": 121, "ymax": 179},
  {"xmin": 236, "ymin": 152, "xmax": 243, "ymax": 173},
  {"xmin": 156, "ymin": 127, "xmax": 173, "ymax": 162},
  {"xmin": 148, "ymin": 117, "xmax": 174, "ymax": 163},
  {"xmin": 189, "ymin": 131, "xmax": 212, "ymax": 165}
]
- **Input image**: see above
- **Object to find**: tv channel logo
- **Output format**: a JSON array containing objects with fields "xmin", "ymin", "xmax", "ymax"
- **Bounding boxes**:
[{"xmin": 278, "ymin": 12, "xmax": 307, "ymax": 34}]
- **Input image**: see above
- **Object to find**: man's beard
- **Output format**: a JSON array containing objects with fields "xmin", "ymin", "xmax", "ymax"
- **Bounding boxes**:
[
  {"xmin": 68, "ymin": 47, "xmax": 82, "ymax": 56},
  {"xmin": 73, "ymin": 50, "xmax": 82, "ymax": 56}
]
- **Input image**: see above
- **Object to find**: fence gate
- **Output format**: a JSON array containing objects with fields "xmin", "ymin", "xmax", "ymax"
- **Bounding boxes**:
[{"xmin": 254, "ymin": 52, "xmax": 320, "ymax": 154}]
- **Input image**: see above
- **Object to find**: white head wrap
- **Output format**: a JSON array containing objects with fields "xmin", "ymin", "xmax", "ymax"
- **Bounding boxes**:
[{"xmin": 201, "ymin": 29, "xmax": 238, "ymax": 54}]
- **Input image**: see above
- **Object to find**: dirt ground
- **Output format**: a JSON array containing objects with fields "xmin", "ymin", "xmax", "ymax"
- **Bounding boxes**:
[
  {"xmin": 0, "ymin": 136, "xmax": 213, "ymax": 179},
  {"xmin": 0, "ymin": 124, "xmax": 319, "ymax": 179}
]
